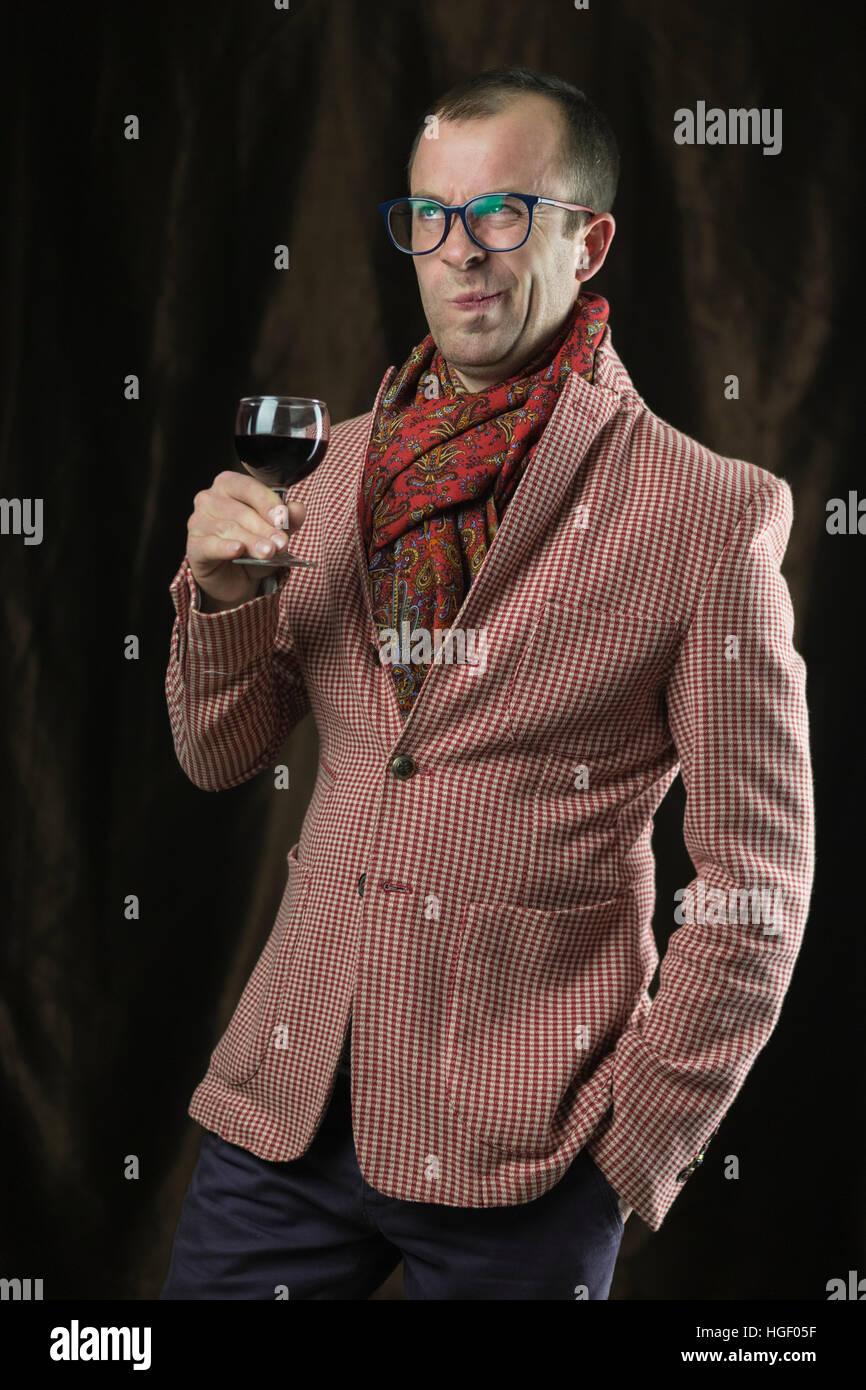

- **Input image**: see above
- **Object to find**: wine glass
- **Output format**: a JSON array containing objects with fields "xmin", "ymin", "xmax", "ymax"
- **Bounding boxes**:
[{"xmin": 232, "ymin": 396, "xmax": 330, "ymax": 568}]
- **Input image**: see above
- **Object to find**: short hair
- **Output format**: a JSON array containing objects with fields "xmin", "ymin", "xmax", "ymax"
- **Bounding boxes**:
[{"xmin": 406, "ymin": 65, "xmax": 620, "ymax": 238}]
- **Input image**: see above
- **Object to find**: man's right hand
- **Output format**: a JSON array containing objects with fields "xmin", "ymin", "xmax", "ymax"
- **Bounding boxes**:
[{"xmin": 185, "ymin": 470, "xmax": 308, "ymax": 610}]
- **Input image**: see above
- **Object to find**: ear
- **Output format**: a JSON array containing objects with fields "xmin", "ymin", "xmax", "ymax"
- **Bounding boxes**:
[{"xmin": 575, "ymin": 214, "xmax": 616, "ymax": 282}]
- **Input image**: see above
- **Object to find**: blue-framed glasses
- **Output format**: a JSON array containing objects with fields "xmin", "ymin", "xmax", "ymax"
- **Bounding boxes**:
[{"xmin": 378, "ymin": 191, "xmax": 595, "ymax": 254}]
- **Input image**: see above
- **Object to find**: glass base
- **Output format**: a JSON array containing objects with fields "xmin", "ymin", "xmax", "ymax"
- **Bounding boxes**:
[{"xmin": 231, "ymin": 554, "xmax": 318, "ymax": 568}]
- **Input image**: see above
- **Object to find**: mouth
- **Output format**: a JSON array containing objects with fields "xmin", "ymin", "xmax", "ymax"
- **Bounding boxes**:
[{"xmin": 449, "ymin": 290, "xmax": 506, "ymax": 312}]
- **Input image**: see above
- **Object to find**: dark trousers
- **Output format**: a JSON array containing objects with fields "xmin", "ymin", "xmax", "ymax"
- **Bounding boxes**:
[{"xmin": 160, "ymin": 1068, "xmax": 625, "ymax": 1300}]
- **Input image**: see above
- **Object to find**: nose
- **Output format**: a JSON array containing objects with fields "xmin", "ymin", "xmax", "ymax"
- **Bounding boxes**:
[{"xmin": 439, "ymin": 211, "xmax": 486, "ymax": 266}]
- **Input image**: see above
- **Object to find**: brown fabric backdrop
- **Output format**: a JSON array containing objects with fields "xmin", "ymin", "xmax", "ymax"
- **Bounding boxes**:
[{"xmin": 1, "ymin": 0, "xmax": 862, "ymax": 1301}]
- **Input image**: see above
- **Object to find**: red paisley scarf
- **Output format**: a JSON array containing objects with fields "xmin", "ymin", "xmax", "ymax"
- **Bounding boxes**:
[{"xmin": 359, "ymin": 289, "xmax": 610, "ymax": 718}]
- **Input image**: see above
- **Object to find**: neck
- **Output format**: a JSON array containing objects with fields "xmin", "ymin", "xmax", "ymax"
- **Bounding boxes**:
[{"xmin": 447, "ymin": 297, "xmax": 585, "ymax": 395}]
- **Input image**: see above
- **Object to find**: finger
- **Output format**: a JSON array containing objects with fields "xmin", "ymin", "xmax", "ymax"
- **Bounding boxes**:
[
  {"xmin": 195, "ymin": 493, "xmax": 288, "ymax": 538},
  {"xmin": 202, "ymin": 526, "xmax": 287, "ymax": 560},
  {"xmin": 186, "ymin": 534, "xmax": 246, "ymax": 570},
  {"xmin": 212, "ymin": 469, "xmax": 303, "ymax": 521}
]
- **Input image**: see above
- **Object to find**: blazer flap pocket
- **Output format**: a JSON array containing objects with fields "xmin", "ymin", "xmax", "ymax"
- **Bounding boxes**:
[{"xmin": 444, "ymin": 891, "xmax": 632, "ymax": 1156}]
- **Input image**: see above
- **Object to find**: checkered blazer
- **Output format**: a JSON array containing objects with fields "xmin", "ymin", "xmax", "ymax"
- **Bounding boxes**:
[{"xmin": 165, "ymin": 329, "xmax": 815, "ymax": 1231}]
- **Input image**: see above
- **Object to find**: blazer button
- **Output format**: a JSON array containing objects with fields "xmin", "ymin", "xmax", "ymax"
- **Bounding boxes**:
[
  {"xmin": 369, "ymin": 641, "xmax": 380, "ymax": 664},
  {"xmin": 357, "ymin": 871, "xmax": 366, "ymax": 897},
  {"xmin": 390, "ymin": 753, "xmax": 415, "ymax": 779}
]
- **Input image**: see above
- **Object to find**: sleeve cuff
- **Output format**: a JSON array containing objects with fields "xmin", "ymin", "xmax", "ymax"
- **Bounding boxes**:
[{"xmin": 169, "ymin": 557, "xmax": 286, "ymax": 675}]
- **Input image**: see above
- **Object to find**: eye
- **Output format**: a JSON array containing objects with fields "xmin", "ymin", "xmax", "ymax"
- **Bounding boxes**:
[
  {"xmin": 472, "ymin": 196, "xmax": 507, "ymax": 216},
  {"xmin": 471, "ymin": 195, "xmax": 523, "ymax": 221}
]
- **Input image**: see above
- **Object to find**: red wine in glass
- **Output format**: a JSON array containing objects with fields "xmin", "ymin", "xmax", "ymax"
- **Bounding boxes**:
[{"xmin": 232, "ymin": 396, "xmax": 330, "ymax": 568}]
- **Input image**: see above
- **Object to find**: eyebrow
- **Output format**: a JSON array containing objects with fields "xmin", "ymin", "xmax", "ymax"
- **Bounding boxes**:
[{"xmin": 410, "ymin": 189, "xmax": 513, "ymax": 202}]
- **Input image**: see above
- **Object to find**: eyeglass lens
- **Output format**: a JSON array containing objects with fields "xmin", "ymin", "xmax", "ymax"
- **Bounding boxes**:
[{"xmin": 389, "ymin": 195, "xmax": 530, "ymax": 252}]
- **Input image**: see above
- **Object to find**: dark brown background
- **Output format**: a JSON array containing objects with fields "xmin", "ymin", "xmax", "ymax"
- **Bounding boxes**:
[{"xmin": 0, "ymin": 0, "xmax": 862, "ymax": 1301}]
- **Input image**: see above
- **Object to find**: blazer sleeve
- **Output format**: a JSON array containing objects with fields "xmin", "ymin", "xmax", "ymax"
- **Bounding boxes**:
[
  {"xmin": 585, "ymin": 475, "xmax": 816, "ymax": 1230},
  {"xmin": 165, "ymin": 555, "xmax": 311, "ymax": 791}
]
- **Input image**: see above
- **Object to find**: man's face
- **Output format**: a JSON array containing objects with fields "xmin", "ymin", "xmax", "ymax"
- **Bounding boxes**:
[{"xmin": 408, "ymin": 93, "xmax": 614, "ymax": 393}]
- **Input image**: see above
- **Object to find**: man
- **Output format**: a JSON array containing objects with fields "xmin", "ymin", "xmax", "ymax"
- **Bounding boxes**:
[{"xmin": 160, "ymin": 67, "xmax": 814, "ymax": 1300}]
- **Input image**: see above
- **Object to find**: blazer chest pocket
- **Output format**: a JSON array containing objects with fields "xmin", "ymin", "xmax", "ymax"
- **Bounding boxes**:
[
  {"xmin": 504, "ymin": 598, "xmax": 683, "ymax": 757},
  {"xmin": 208, "ymin": 843, "xmax": 308, "ymax": 1087}
]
